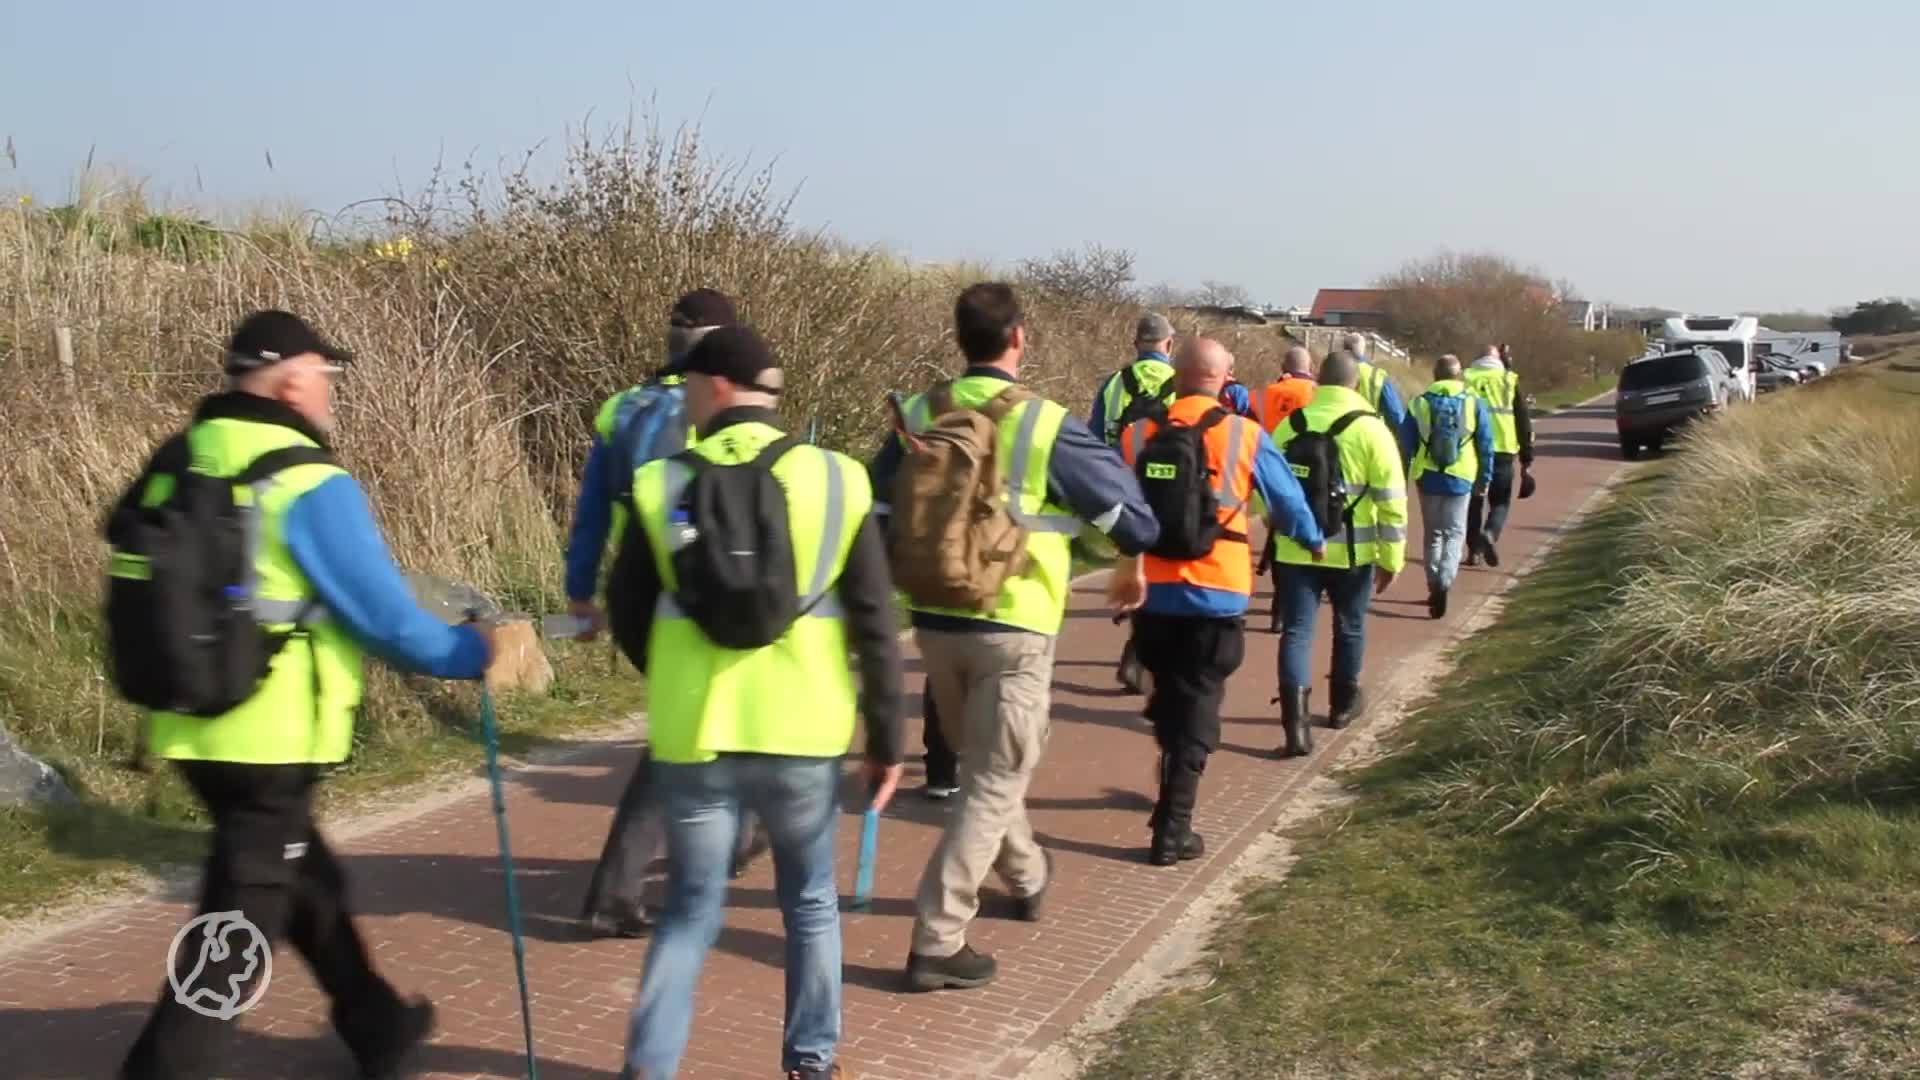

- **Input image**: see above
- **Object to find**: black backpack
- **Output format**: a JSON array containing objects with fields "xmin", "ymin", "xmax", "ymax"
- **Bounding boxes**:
[
  {"xmin": 1135, "ymin": 406, "xmax": 1245, "ymax": 560},
  {"xmin": 1284, "ymin": 408, "xmax": 1372, "ymax": 561},
  {"xmin": 102, "ymin": 434, "xmax": 333, "ymax": 716},
  {"xmin": 1113, "ymin": 364, "xmax": 1176, "ymax": 435},
  {"xmin": 661, "ymin": 435, "xmax": 819, "ymax": 650}
]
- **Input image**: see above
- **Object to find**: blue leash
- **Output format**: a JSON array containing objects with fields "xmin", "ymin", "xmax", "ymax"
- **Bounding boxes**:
[{"xmin": 479, "ymin": 688, "xmax": 539, "ymax": 1079}]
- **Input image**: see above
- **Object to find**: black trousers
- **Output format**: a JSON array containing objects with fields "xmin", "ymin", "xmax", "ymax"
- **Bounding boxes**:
[
  {"xmin": 1467, "ymin": 452, "xmax": 1517, "ymax": 551},
  {"xmin": 1131, "ymin": 613, "xmax": 1247, "ymax": 836},
  {"xmin": 921, "ymin": 685, "xmax": 957, "ymax": 790},
  {"xmin": 581, "ymin": 748, "xmax": 764, "ymax": 917},
  {"xmin": 121, "ymin": 761, "xmax": 403, "ymax": 1079}
]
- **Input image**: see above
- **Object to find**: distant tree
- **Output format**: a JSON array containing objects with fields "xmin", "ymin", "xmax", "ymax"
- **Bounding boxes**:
[
  {"xmin": 1194, "ymin": 279, "xmax": 1253, "ymax": 307},
  {"xmin": 1756, "ymin": 310, "xmax": 1835, "ymax": 332},
  {"xmin": 1830, "ymin": 298, "xmax": 1920, "ymax": 336},
  {"xmin": 1015, "ymin": 243, "xmax": 1137, "ymax": 305},
  {"xmin": 1374, "ymin": 250, "xmax": 1629, "ymax": 387}
]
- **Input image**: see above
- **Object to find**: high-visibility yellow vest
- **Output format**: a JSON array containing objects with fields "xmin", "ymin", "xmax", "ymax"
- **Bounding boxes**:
[
  {"xmin": 898, "ymin": 375, "xmax": 1078, "ymax": 635},
  {"xmin": 1097, "ymin": 356, "xmax": 1175, "ymax": 445},
  {"xmin": 1464, "ymin": 365, "xmax": 1521, "ymax": 453},
  {"xmin": 1355, "ymin": 360, "xmax": 1390, "ymax": 412},
  {"xmin": 1409, "ymin": 379, "xmax": 1480, "ymax": 486},
  {"xmin": 632, "ymin": 421, "xmax": 868, "ymax": 764},
  {"xmin": 1268, "ymin": 385, "xmax": 1408, "ymax": 573},
  {"xmin": 137, "ymin": 418, "xmax": 364, "ymax": 764}
]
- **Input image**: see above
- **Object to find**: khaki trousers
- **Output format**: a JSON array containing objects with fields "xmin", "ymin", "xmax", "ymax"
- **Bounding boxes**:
[{"xmin": 909, "ymin": 628, "xmax": 1056, "ymax": 957}]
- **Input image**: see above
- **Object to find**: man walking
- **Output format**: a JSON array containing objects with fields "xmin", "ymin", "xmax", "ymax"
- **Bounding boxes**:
[
  {"xmin": 114, "ymin": 310, "xmax": 498, "ymax": 1080},
  {"xmin": 1463, "ymin": 343, "xmax": 1536, "ymax": 568},
  {"xmin": 1090, "ymin": 312, "xmax": 1179, "ymax": 445},
  {"xmin": 1257, "ymin": 345, "xmax": 1317, "ymax": 434},
  {"xmin": 606, "ymin": 325, "xmax": 905, "ymax": 1080},
  {"xmin": 873, "ymin": 283, "xmax": 1159, "ymax": 991},
  {"xmin": 1266, "ymin": 350, "xmax": 1408, "ymax": 755},
  {"xmin": 1109, "ymin": 337, "xmax": 1324, "ymax": 864},
  {"xmin": 1400, "ymin": 354, "xmax": 1493, "ymax": 618},
  {"xmin": 569, "ymin": 289, "xmax": 768, "ymax": 938},
  {"xmin": 1090, "ymin": 312, "xmax": 1179, "ymax": 694},
  {"xmin": 1341, "ymin": 331, "xmax": 1409, "ymax": 432}
]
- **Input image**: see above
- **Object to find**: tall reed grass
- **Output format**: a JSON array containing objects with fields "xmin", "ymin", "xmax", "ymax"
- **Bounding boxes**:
[{"xmin": 1, "ymin": 117, "xmax": 1363, "ymax": 793}]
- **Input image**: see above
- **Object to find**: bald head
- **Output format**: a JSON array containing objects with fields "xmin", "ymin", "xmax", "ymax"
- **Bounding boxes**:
[
  {"xmin": 1434, "ymin": 353, "xmax": 1463, "ymax": 380},
  {"xmin": 1320, "ymin": 349, "xmax": 1361, "ymax": 389},
  {"xmin": 1282, "ymin": 345, "xmax": 1314, "ymax": 376},
  {"xmin": 1174, "ymin": 336, "xmax": 1232, "ymax": 397},
  {"xmin": 1342, "ymin": 332, "xmax": 1369, "ymax": 358}
]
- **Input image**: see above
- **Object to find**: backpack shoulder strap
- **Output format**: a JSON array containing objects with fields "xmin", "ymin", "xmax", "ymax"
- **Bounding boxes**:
[
  {"xmin": 1120, "ymin": 365, "xmax": 1142, "ymax": 399},
  {"xmin": 1190, "ymin": 406, "xmax": 1230, "ymax": 436},
  {"xmin": 1288, "ymin": 408, "xmax": 1311, "ymax": 436},
  {"xmin": 751, "ymin": 433, "xmax": 804, "ymax": 469},
  {"xmin": 977, "ymin": 382, "xmax": 1036, "ymax": 423},
  {"xmin": 926, "ymin": 379, "xmax": 957, "ymax": 419},
  {"xmin": 1326, "ymin": 409, "xmax": 1371, "ymax": 439},
  {"xmin": 234, "ymin": 445, "xmax": 335, "ymax": 486}
]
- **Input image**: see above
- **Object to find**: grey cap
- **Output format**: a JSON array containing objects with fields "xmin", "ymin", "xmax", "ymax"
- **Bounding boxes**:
[{"xmin": 1135, "ymin": 312, "xmax": 1174, "ymax": 343}]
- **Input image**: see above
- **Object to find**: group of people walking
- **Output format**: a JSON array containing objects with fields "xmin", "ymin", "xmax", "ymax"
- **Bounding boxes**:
[{"xmin": 109, "ymin": 287, "xmax": 1534, "ymax": 1080}]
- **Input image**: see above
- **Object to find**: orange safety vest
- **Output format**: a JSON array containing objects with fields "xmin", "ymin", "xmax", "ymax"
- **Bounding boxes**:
[
  {"xmin": 1259, "ymin": 376, "xmax": 1316, "ymax": 434},
  {"xmin": 1120, "ymin": 395, "xmax": 1263, "ymax": 597}
]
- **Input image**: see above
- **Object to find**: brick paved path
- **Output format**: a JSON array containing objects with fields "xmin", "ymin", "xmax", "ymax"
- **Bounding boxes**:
[{"xmin": 0, "ymin": 399, "xmax": 1625, "ymax": 1079}]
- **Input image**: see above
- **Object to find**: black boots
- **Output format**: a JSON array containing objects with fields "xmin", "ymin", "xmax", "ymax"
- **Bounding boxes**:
[
  {"xmin": 1279, "ymin": 686, "xmax": 1313, "ymax": 758},
  {"xmin": 1429, "ymin": 587, "xmax": 1448, "ymax": 619},
  {"xmin": 1328, "ymin": 681, "xmax": 1365, "ymax": 730},
  {"xmin": 1149, "ymin": 751, "xmax": 1206, "ymax": 866}
]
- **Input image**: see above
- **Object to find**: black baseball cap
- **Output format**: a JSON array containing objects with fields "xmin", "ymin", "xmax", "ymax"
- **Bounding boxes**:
[
  {"xmin": 224, "ymin": 309, "xmax": 354, "ymax": 375},
  {"xmin": 668, "ymin": 288, "xmax": 738, "ymax": 329},
  {"xmin": 680, "ymin": 325, "xmax": 781, "ymax": 393}
]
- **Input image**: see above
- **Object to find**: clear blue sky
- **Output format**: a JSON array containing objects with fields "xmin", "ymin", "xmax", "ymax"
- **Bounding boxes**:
[{"xmin": 6, "ymin": 0, "xmax": 1916, "ymax": 314}]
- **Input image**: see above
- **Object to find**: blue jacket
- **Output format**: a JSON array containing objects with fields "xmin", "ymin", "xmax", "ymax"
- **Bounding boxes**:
[
  {"xmin": 870, "ymin": 366, "xmax": 1160, "ymax": 634},
  {"xmin": 563, "ymin": 367, "xmax": 687, "ymax": 602},
  {"xmin": 283, "ymin": 475, "xmax": 489, "ymax": 679},
  {"xmin": 1397, "ymin": 387, "xmax": 1496, "ymax": 497},
  {"xmin": 1143, "ymin": 426, "xmax": 1325, "ymax": 618},
  {"xmin": 1220, "ymin": 380, "xmax": 1256, "ymax": 418},
  {"xmin": 1371, "ymin": 371, "xmax": 1410, "ymax": 433}
]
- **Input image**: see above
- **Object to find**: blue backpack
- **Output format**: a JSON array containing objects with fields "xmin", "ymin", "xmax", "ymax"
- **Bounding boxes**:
[
  {"xmin": 605, "ymin": 379, "xmax": 693, "ymax": 504},
  {"xmin": 1421, "ymin": 388, "xmax": 1468, "ymax": 470}
]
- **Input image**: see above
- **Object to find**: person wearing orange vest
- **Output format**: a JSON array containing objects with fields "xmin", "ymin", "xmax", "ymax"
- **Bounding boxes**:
[
  {"xmin": 1109, "ymin": 337, "xmax": 1325, "ymax": 866},
  {"xmin": 1257, "ymin": 345, "xmax": 1318, "ymax": 434},
  {"xmin": 1253, "ymin": 344, "xmax": 1319, "ymax": 631}
]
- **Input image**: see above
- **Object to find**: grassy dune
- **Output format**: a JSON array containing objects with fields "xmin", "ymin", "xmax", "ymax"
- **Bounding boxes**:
[
  {"xmin": 1087, "ymin": 360, "xmax": 1920, "ymax": 1078},
  {"xmin": 0, "ymin": 124, "xmax": 1402, "ymax": 916}
]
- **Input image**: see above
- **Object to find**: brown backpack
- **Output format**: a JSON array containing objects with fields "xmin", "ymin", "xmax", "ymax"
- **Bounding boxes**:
[{"xmin": 887, "ymin": 380, "xmax": 1037, "ymax": 611}]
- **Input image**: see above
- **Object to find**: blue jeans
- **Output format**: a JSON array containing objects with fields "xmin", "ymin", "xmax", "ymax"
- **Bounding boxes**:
[
  {"xmin": 624, "ymin": 754, "xmax": 842, "ymax": 1077},
  {"xmin": 1276, "ymin": 562, "xmax": 1375, "ymax": 688},
  {"xmin": 1419, "ymin": 491, "xmax": 1470, "ymax": 593}
]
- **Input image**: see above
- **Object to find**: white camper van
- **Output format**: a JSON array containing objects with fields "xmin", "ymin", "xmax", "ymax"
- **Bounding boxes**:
[{"xmin": 1660, "ymin": 316, "xmax": 1758, "ymax": 402}]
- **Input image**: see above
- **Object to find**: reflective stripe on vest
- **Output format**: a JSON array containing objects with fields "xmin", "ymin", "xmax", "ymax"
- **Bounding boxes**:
[
  {"xmin": 634, "ymin": 422, "xmax": 867, "ymax": 763},
  {"xmin": 900, "ymin": 376, "xmax": 1076, "ymax": 635},
  {"xmin": 146, "ymin": 418, "xmax": 363, "ymax": 766}
]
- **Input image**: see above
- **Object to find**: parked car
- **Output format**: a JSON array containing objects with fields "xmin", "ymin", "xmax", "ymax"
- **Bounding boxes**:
[
  {"xmin": 1615, "ymin": 348, "xmax": 1738, "ymax": 459},
  {"xmin": 1753, "ymin": 354, "xmax": 1805, "ymax": 393}
]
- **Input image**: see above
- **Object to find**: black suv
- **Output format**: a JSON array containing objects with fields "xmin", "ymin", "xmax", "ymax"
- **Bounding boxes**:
[{"xmin": 1614, "ymin": 348, "xmax": 1735, "ymax": 459}]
